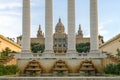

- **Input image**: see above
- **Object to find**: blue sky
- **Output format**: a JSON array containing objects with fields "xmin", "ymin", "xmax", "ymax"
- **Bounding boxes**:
[{"xmin": 0, "ymin": 0, "xmax": 120, "ymax": 42}]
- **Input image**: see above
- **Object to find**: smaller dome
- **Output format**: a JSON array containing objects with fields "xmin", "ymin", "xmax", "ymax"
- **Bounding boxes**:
[{"xmin": 55, "ymin": 18, "xmax": 65, "ymax": 33}]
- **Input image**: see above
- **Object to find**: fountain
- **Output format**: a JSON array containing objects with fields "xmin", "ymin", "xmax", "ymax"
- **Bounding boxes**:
[
  {"xmin": 52, "ymin": 60, "xmax": 69, "ymax": 76},
  {"xmin": 79, "ymin": 59, "xmax": 98, "ymax": 76},
  {"xmin": 24, "ymin": 60, "xmax": 42, "ymax": 76}
]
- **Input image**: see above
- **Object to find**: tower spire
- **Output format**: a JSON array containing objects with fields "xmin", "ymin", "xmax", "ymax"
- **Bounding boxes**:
[
  {"xmin": 79, "ymin": 24, "xmax": 81, "ymax": 30},
  {"xmin": 59, "ymin": 18, "xmax": 61, "ymax": 23},
  {"xmin": 77, "ymin": 24, "xmax": 83, "ymax": 37},
  {"xmin": 37, "ymin": 25, "xmax": 44, "ymax": 38},
  {"xmin": 39, "ymin": 24, "xmax": 41, "ymax": 31}
]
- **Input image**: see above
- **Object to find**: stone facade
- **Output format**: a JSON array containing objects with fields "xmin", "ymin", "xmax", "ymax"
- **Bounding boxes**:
[
  {"xmin": 17, "ymin": 19, "xmax": 104, "ymax": 53},
  {"xmin": 0, "ymin": 35, "xmax": 21, "ymax": 52},
  {"xmin": 100, "ymin": 34, "xmax": 120, "ymax": 55}
]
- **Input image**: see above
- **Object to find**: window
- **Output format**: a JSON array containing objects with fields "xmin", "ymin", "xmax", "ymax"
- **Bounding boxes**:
[
  {"xmin": 63, "ymin": 44, "xmax": 66, "ymax": 47},
  {"xmin": 54, "ymin": 44, "xmax": 57, "ymax": 47},
  {"xmin": 59, "ymin": 44, "xmax": 62, "ymax": 47}
]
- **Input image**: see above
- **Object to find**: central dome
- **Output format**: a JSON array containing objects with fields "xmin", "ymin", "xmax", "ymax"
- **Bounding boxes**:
[{"xmin": 55, "ymin": 18, "xmax": 65, "ymax": 33}]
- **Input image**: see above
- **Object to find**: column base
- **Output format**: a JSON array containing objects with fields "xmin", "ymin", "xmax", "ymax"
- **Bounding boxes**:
[
  {"xmin": 19, "ymin": 50, "xmax": 32, "ymax": 58},
  {"xmin": 42, "ymin": 50, "xmax": 55, "ymax": 57},
  {"xmin": 20, "ymin": 53, "xmax": 33, "ymax": 58},
  {"xmin": 66, "ymin": 50, "xmax": 78, "ymax": 57},
  {"xmin": 90, "ymin": 50, "xmax": 99, "ymax": 54},
  {"xmin": 14, "ymin": 52, "xmax": 33, "ymax": 58},
  {"xmin": 88, "ymin": 51, "xmax": 107, "ymax": 58},
  {"xmin": 21, "ymin": 50, "xmax": 31, "ymax": 53}
]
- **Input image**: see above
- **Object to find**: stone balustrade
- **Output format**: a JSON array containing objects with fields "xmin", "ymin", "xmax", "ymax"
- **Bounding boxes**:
[{"xmin": 14, "ymin": 53, "xmax": 107, "ymax": 59}]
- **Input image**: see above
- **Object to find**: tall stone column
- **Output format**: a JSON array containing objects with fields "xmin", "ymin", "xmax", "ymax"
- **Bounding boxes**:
[
  {"xmin": 90, "ymin": 0, "xmax": 99, "ymax": 53},
  {"xmin": 44, "ymin": 0, "xmax": 53, "ymax": 55},
  {"xmin": 22, "ymin": 0, "xmax": 31, "ymax": 53},
  {"xmin": 67, "ymin": 0, "xmax": 76, "ymax": 55}
]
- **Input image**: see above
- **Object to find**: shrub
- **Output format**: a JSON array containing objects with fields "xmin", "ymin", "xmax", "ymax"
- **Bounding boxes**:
[
  {"xmin": 0, "ymin": 65, "xmax": 19, "ymax": 76},
  {"xmin": 103, "ymin": 63, "xmax": 120, "ymax": 75}
]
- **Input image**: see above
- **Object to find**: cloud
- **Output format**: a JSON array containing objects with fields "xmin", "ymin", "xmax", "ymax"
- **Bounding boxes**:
[
  {"xmin": 0, "ymin": 10, "xmax": 21, "ymax": 16},
  {"xmin": 0, "ymin": 2, "xmax": 22, "ymax": 9},
  {"xmin": 99, "ymin": 24, "xmax": 109, "ymax": 35},
  {"xmin": 0, "ymin": 13, "xmax": 22, "ymax": 38},
  {"xmin": 31, "ymin": 25, "xmax": 38, "ymax": 37},
  {"xmin": 98, "ymin": 19, "xmax": 113, "ymax": 35},
  {"xmin": 0, "ymin": 0, "xmax": 45, "ymax": 40},
  {"xmin": 83, "ymin": 19, "xmax": 113, "ymax": 39},
  {"xmin": 31, "ymin": 0, "xmax": 45, "ymax": 7},
  {"xmin": 0, "ymin": 0, "xmax": 43, "ymax": 10},
  {"xmin": 0, "ymin": 1, "xmax": 22, "ymax": 39}
]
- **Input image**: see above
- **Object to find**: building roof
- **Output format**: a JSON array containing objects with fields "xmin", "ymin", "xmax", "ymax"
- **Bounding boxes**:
[
  {"xmin": 0, "ymin": 34, "xmax": 21, "ymax": 49},
  {"xmin": 99, "ymin": 34, "xmax": 120, "ymax": 48},
  {"xmin": 55, "ymin": 18, "xmax": 65, "ymax": 33}
]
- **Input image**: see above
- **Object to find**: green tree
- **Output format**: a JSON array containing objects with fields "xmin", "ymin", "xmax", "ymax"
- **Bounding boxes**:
[
  {"xmin": 31, "ymin": 43, "xmax": 45, "ymax": 53},
  {"xmin": 1, "ymin": 47, "xmax": 11, "ymax": 58},
  {"xmin": 0, "ymin": 47, "xmax": 16, "ymax": 58},
  {"xmin": 5, "ymin": 65, "xmax": 19, "ymax": 75},
  {"xmin": 0, "ymin": 65, "xmax": 5, "ymax": 76},
  {"xmin": 116, "ymin": 48, "xmax": 120, "ymax": 58},
  {"xmin": 0, "ymin": 65, "xmax": 19, "ymax": 76},
  {"xmin": 103, "ymin": 63, "xmax": 120, "ymax": 75},
  {"xmin": 76, "ymin": 42, "xmax": 90, "ymax": 53},
  {"xmin": 103, "ymin": 64, "xmax": 116, "ymax": 74}
]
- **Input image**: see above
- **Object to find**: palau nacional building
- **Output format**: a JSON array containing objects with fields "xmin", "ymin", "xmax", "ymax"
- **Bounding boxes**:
[
  {"xmin": 17, "ymin": 18, "xmax": 104, "ymax": 53},
  {"xmin": 1, "ymin": 0, "xmax": 119, "ymax": 77}
]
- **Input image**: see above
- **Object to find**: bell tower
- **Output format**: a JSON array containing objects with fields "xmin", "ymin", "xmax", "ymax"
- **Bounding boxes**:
[{"xmin": 37, "ymin": 25, "xmax": 44, "ymax": 38}]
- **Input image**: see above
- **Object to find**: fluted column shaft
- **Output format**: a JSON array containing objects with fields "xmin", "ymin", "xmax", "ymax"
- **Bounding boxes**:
[
  {"xmin": 90, "ymin": 0, "xmax": 99, "ymax": 52},
  {"xmin": 22, "ymin": 0, "xmax": 31, "ymax": 53},
  {"xmin": 45, "ymin": 0, "xmax": 53, "ymax": 53},
  {"xmin": 67, "ymin": 0, "xmax": 76, "ymax": 53}
]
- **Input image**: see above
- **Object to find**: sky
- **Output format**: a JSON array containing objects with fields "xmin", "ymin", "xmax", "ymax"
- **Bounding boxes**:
[{"xmin": 0, "ymin": 0, "xmax": 120, "ymax": 42}]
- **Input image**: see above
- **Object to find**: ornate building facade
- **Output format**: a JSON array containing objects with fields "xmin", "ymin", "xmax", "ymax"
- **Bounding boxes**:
[
  {"xmin": 17, "ymin": 18, "xmax": 104, "ymax": 53},
  {"xmin": 53, "ymin": 18, "xmax": 67, "ymax": 53}
]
